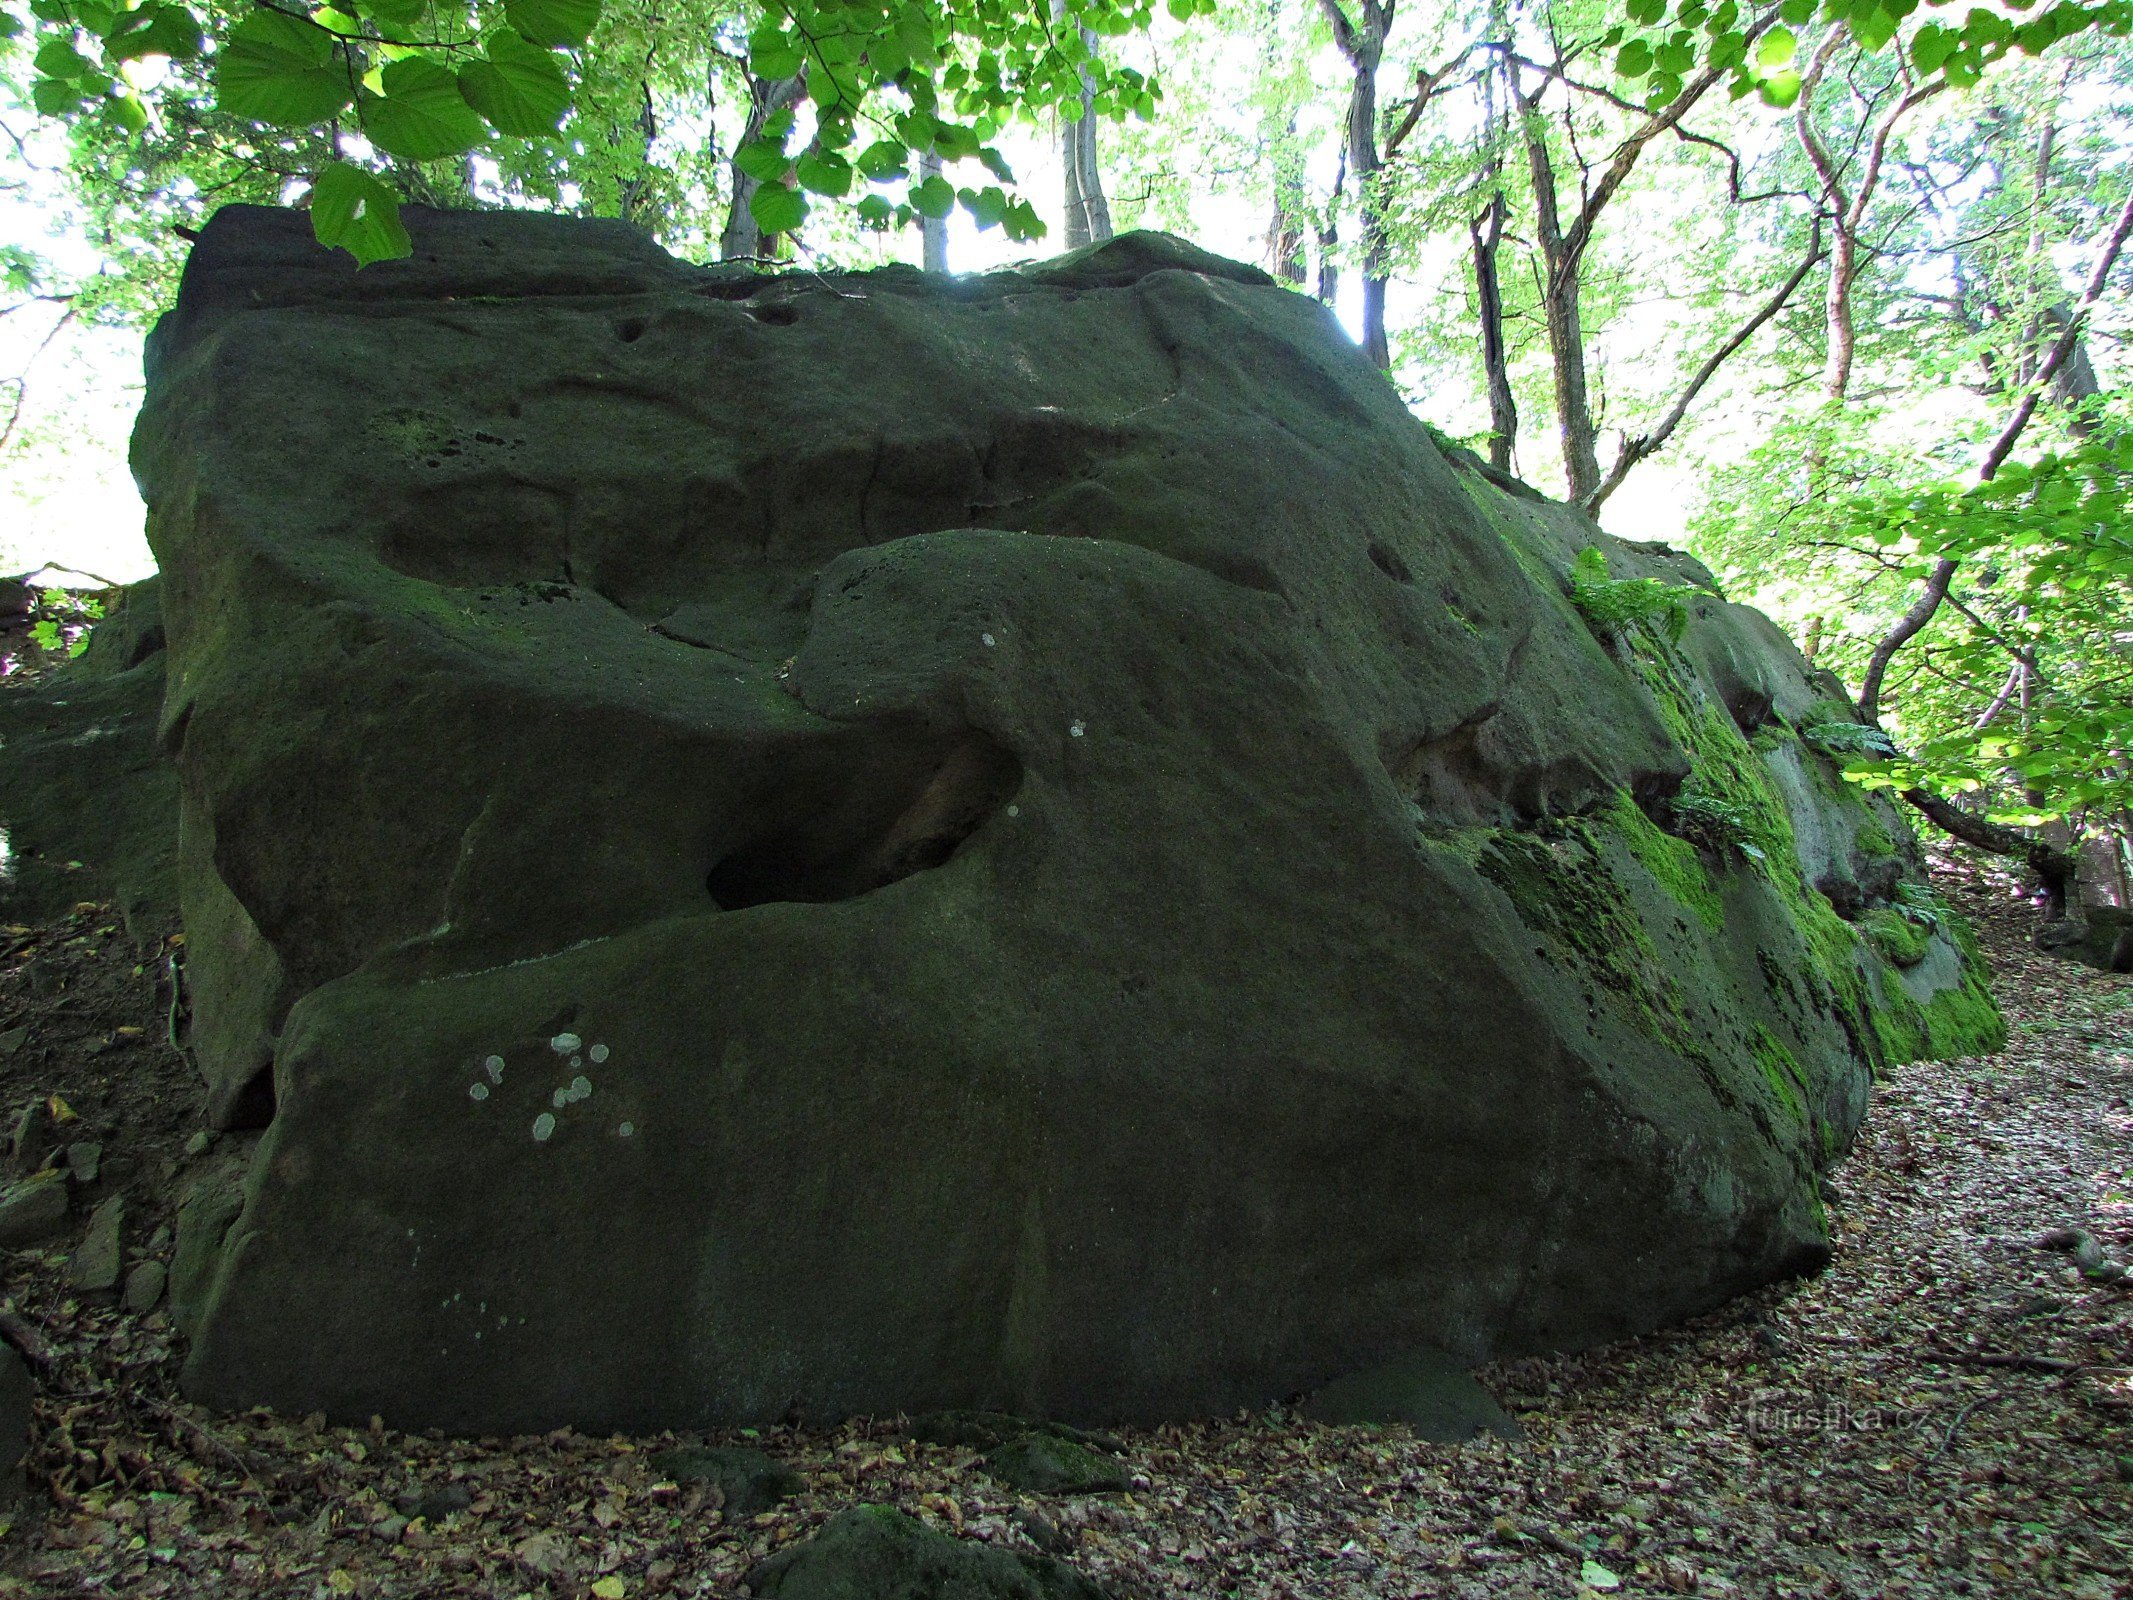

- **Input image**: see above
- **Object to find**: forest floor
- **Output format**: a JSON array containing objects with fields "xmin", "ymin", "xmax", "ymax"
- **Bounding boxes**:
[{"xmin": 0, "ymin": 854, "xmax": 2124, "ymax": 1599}]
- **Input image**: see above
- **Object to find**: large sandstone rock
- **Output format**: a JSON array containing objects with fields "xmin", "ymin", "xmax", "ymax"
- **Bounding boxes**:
[{"xmin": 130, "ymin": 205, "xmax": 2001, "ymax": 1433}]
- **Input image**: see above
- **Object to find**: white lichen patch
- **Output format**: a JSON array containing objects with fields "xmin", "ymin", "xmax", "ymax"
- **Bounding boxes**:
[
  {"xmin": 571, "ymin": 1075, "xmax": 591, "ymax": 1097},
  {"xmin": 532, "ymin": 1112, "xmax": 556, "ymax": 1141},
  {"xmin": 550, "ymin": 1032, "xmax": 581, "ymax": 1053},
  {"xmin": 1069, "ymin": 719, "xmax": 1086, "ymax": 737},
  {"xmin": 589, "ymin": 1043, "xmax": 610, "ymax": 1064},
  {"xmin": 483, "ymin": 1055, "xmax": 505, "ymax": 1082},
  {"xmin": 617, "ymin": 1122, "xmax": 635, "ymax": 1137},
  {"xmin": 468, "ymin": 1083, "xmax": 490, "ymax": 1102},
  {"xmin": 552, "ymin": 1088, "xmax": 569, "ymax": 1109}
]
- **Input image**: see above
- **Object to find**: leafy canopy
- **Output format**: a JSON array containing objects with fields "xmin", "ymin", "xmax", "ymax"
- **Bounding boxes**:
[{"xmin": 7, "ymin": 0, "xmax": 1214, "ymax": 262}]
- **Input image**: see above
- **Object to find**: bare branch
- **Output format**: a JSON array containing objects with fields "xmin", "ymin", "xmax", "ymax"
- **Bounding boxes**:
[{"xmin": 1584, "ymin": 219, "xmax": 1825, "ymax": 515}]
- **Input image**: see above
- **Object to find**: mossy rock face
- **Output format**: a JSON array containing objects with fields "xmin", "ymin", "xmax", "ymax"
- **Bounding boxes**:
[
  {"xmin": 747, "ymin": 1506, "xmax": 1110, "ymax": 1600},
  {"xmin": 0, "ymin": 579, "xmax": 177, "ymax": 936},
  {"xmin": 645, "ymin": 1445, "xmax": 803, "ymax": 1515},
  {"xmin": 139, "ymin": 205, "xmax": 2001, "ymax": 1436},
  {"xmin": 981, "ymin": 1434, "xmax": 1130, "ymax": 1495}
]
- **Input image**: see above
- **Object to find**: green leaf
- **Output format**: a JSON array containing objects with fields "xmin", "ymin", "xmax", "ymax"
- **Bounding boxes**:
[
  {"xmin": 311, "ymin": 160, "xmax": 411, "ymax": 264},
  {"xmin": 1758, "ymin": 67, "xmax": 1802, "ymax": 105},
  {"xmin": 911, "ymin": 172, "xmax": 954, "ymax": 217},
  {"xmin": 856, "ymin": 138, "xmax": 907, "ymax": 180},
  {"xmin": 106, "ymin": 3, "xmax": 203, "ymax": 62},
  {"xmin": 0, "ymin": 13, "xmax": 20, "ymax": 39},
  {"xmin": 1626, "ymin": 0, "xmax": 1665, "ymax": 19},
  {"xmin": 358, "ymin": 0, "xmax": 428, "ymax": 26},
  {"xmin": 1910, "ymin": 21, "xmax": 1953, "ymax": 70},
  {"xmin": 748, "ymin": 178, "xmax": 806, "ymax": 235},
  {"xmin": 965, "ymin": 184, "xmax": 1009, "ymax": 228},
  {"xmin": 1003, "ymin": 198, "xmax": 1044, "ymax": 242},
  {"xmin": 31, "ymin": 74, "xmax": 83, "ymax": 113},
  {"xmin": 794, "ymin": 148, "xmax": 852, "ymax": 197},
  {"xmin": 1617, "ymin": 38, "xmax": 1653, "ymax": 75},
  {"xmin": 855, "ymin": 193, "xmax": 893, "ymax": 226},
  {"xmin": 1581, "ymin": 1560, "xmax": 1622, "ymax": 1592},
  {"xmin": 503, "ymin": 0, "xmax": 598, "ymax": 50},
  {"xmin": 363, "ymin": 57, "xmax": 487, "ymax": 160},
  {"xmin": 458, "ymin": 32, "xmax": 569, "ymax": 136},
  {"xmin": 216, "ymin": 9, "xmax": 351, "ymax": 128},
  {"xmin": 1756, "ymin": 24, "xmax": 1796, "ymax": 67},
  {"xmin": 734, "ymin": 137, "xmax": 789, "ymax": 182},
  {"xmin": 749, "ymin": 33, "xmax": 804, "ymax": 79},
  {"xmin": 34, "ymin": 37, "xmax": 91, "ymax": 77},
  {"xmin": 104, "ymin": 88, "xmax": 148, "ymax": 131},
  {"xmin": 1850, "ymin": 2, "xmax": 1897, "ymax": 51},
  {"xmin": 894, "ymin": 4, "xmax": 936, "ymax": 65}
]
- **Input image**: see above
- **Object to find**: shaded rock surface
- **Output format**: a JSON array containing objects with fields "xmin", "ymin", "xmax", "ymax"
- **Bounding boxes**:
[
  {"xmin": 1300, "ymin": 1348, "xmax": 1520, "ymax": 1442},
  {"xmin": 116, "ymin": 205, "xmax": 2003, "ymax": 1434},
  {"xmin": 981, "ymin": 1434, "xmax": 1131, "ymax": 1495},
  {"xmin": 646, "ymin": 1445, "xmax": 804, "ymax": 1515},
  {"xmin": 0, "ymin": 579, "xmax": 176, "ymax": 937},
  {"xmin": 746, "ymin": 1505, "xmax": 1111, "ymax": 1599},
  {"xmin": 0, "ymin": 1172, "xmax": 68, "ymax": 1248}
]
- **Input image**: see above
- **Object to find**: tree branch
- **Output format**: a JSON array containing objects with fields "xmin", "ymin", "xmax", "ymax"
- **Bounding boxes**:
[
  {"xmin": 1856, "ymin": 182, "xmax": 2133, "ymax": 723},
  {"xmin": 1583, "ymin": 218, "xmax": 1825, "ymax": 515}
]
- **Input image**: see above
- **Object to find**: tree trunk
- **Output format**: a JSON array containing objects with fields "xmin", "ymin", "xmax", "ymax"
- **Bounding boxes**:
[
  {"xmin": 617, "ymin": 80, "xmax": 659, "ymax": 224},
  {"xmin": 919, "ymin": 150, "xmax": 949, "ymax": 272},
  {"xmin": 1469, "ymin": 189, "xmax": 1516, "ymax": 471},
  {"xmin": 720, "ymin": 70, "xmax": 804, "ymax": 262},
  {"xmin": 1321, "ymin": 0, "xmax": 1391, "ymax": 367},
  {"xmin": 1316, "ymin": 147, "xmax": 1345, "ymax": 306},
  {"xmin": 1518, "ymin": 108, "xmax": 1600, "ymax": 502},
  {"xmin": 1056, "ymin": 1, "xmax": 1113, "ymax": 246}
]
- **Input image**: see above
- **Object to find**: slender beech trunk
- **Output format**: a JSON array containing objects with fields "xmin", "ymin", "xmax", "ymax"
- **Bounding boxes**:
[
  {"xmin": 1507, "ymin": 47, "xmax": 1729, "ymax": 503},
  {"xmin": 1793, "ymin": 33, "xmax": 1940, "ymax": 421},
  {"xmin": 1055, "ymin": 0, "xmax": 1113, "ymax": 246},
  {"xmin": 617, "ymin": 78, "xmax": 659, "ymax": 224},
  {"xmin": 1470, "ymin": 190, "xmax": 1517, "ymax": 471},
  {"xmin": 720, "ymin": 69, "xmax": 805, "ymax": 261},
  {"xmin": 1518, "ymin": 106, "xmax": 1600, "ymax": 501},
  {"xmin": 1320, "ymin": 0, "xmax": 1391, "ymax": 367},
  {"xmin": 919, "ymin": 150, "xmax": 949, "ymax": 272}
]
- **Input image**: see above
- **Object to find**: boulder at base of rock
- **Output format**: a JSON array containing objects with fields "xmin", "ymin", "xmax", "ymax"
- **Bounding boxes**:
[
  {"xmin": 982, "ymin": 1434, "xmax": 1130, "ymax": 1496},
  {"xmin": 134, "ymin": 205, "xmax": 2005, "ymax": 1435},
  {"xmin": 67, "ymin": 1195, "xmax": 124, "ymax": 1294},
  {"xmin": 1301, "ymin": 1349, "xmax": 1519, "ymax": 1442},
  {"xmin": 746, "ymin": 1506, "xmax": 1110, "ymax": 1600},
  {"xmin": 0, "ymin": 1174, "xmax": 68, "ymax": 1249},
  {"xmin": 122, "ymin": 1259, "xmax": 167, "ymax": 1314},
  {"xmin": 646, "ymin": 1446, "xmax": 803, "ymax": 1516},
  {"xmin": 2038, "ymin": 907, "xmax": 2133, "ymax": 973}
]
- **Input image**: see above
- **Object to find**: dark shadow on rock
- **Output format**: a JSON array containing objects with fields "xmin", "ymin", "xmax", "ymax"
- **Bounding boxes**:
[{"xmin": 1301, "ymin": 1350, "xmax": 1521, "ymax": 1443}]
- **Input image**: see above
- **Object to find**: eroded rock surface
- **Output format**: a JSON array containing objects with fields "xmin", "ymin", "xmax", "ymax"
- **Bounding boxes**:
[{"xmin": 131, "ymin": 205, "xmax": 2002, "ymax": 1433}]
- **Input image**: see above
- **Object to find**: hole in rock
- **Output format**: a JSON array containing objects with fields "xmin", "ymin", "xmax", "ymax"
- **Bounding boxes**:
[
  {"xmin": 220, "ymin": 1063, "xmax": 277, "ymax": 1131},
  {"xmin": 707, "ymin": 735, "xmax": 1021, "ymax": 910},
  {"xmin": 615, "ymin": 317, "xmax": 649, "ymax": 344},
  {"xmin": 747, "ymin": 303, "xmax": 799, "ymax": 327},
  {"xmin": 1368, "ymin": 542, "xmax": 1413, "ymax": 583}
]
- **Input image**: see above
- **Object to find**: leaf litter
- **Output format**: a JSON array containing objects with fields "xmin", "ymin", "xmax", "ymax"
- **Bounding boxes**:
[{"xmin": 0, "ymin": 851, "xmax": 2124, "ymax": 1597}]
